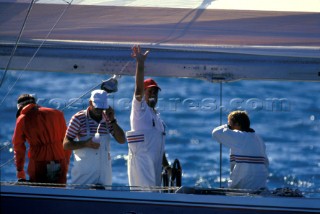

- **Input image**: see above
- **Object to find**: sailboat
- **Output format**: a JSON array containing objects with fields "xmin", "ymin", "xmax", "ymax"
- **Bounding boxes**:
[{"xmin": 1, "ymin": 0, "xmax": 320, "ymax": 213}]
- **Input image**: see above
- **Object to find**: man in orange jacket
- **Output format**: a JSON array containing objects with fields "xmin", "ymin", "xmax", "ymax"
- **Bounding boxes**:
[{"xmin": 12, "ymin": 94, "xmax": 71, "ymax": 184}]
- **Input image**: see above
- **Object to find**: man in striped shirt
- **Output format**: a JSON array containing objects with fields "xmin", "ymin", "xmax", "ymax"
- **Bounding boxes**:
[
  {"xmin": 63, "ymin": 89, "xmax": 125, "ymax": 187},
  {"xmin": 212, "ymin": 110, "xmax": 269, "ymax": 190}
]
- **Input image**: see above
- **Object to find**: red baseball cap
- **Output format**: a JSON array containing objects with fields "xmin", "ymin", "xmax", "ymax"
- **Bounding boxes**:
[{"xmin": 144, "ymin": 78, "xmax": 161, "ymax": 91}]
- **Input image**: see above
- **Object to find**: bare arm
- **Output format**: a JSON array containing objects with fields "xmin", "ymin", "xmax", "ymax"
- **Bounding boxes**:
[
  {"xmin": 131, "ymin": 45, "xmax": 149, "ymax": 101},
  {"xmin": 63, "ymin": 136, "xmax": 100, "ymax": 150}
]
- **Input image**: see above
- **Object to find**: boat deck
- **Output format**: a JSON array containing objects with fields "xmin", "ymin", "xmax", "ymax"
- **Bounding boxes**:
[{"xmin": 1, "ymin": 182, "xmax": 320, "ymax": 214}]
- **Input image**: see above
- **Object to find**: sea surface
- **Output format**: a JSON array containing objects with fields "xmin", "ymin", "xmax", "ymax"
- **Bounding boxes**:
[{"xmin": 0, "ymin": 71, "xmax": 319, "ymax": 197}]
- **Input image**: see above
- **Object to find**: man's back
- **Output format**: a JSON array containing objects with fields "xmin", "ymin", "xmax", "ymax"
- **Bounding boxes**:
[
  {"xmin": 212, "ymin": 110, "xmax": 269, "ymax": 190},
  {"xmin": 20, "ymin": 105, "xmax": 67, "ymax": 161}
]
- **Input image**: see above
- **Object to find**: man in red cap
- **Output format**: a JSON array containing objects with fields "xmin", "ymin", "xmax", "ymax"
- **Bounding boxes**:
[{"xmin": 126, "ymin": 45, "xmax": 170, "ymax": 188}]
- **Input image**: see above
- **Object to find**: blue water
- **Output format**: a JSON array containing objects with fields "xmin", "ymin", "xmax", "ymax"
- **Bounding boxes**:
[{"xmin": 0, "ymin": 71, "xmax": 319, "ymax": 197}]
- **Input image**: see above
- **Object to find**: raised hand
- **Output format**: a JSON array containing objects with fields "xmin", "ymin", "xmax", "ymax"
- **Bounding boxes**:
[{"xmin": 131, "ymin": 45, "xmax": 149, "ymax": 62}]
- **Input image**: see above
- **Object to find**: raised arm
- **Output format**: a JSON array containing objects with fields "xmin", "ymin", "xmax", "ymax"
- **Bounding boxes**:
[{"xmin": 131, "ymin": 45, "xmax": 149, "ymax": 101}]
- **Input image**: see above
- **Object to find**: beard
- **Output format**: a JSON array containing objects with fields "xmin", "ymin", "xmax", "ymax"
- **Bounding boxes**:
[{"xmin": 148, "ymin": 98, "xmax": 157, "ymax": 108}]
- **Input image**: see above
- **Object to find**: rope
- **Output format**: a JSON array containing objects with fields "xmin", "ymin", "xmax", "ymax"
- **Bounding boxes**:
[
  {"xmin": 0, "ymin": 143, "xmax": 11, "ymax": 152},
  {"xmin": 0, "ymin": 181, "xmax": 180, "ymax": 192},
  {"xmin": 60, "ymin": 60, "xmax": 132, "ymax": 112},
  {"xmin": 0, "ymin": 0, "xmax": 134, "ymax": 173},
  {"xmin": 60, "ymin": 83, "xmax": 100, "ymax": 112},
  {"xmin": 22, "ymin": 0, "xmax": 74, "ymax": 72},
  {"xmin": 0, "ymin": 158, "xmax": 14, "ymax": 168},
  {"xmin": 0, "ymin": 142, "xmax": 13, "ymax": 168},
  {"xmin": 0, "ymin": 0, "xmax": 74, "ymax": 107},
  {"xmin": 0, "ymin": 72, "xmax": 23, "ymax": 107},
  {"xmin": 0, "ymin": 0, "xmax": 75, "ymax": 168},
  {"xmin": 1, "ymin": 181, "xmax": 318, "ymax": 197},
  {"xmin": 0, "ymin": 0, "xmax": 36, "ymax": 87}
]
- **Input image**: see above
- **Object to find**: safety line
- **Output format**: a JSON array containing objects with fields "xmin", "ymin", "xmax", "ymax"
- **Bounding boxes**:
[{"xmin": 0, "ymin": 181, "xmax": 180, "ymax": 192}]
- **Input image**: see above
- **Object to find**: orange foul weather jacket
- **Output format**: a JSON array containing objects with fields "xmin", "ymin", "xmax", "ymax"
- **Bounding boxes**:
[{"xmin": 12, "ymin": 103, "xmax": 71, "ymax": 184}]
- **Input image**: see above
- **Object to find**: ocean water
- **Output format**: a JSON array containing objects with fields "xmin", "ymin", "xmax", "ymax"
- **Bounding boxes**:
[{"xmin": 0, "ymin": 71, "xmax": 319, "ymax": 197}]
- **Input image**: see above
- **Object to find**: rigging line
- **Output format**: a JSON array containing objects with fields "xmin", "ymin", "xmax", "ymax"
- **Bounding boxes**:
[
  {"xmin": 22, "ymin": 0, "xmax": 74, "ymax": 72},
  {"xmin": 0, "ymin": 158, "xmax": 14, "ymax": 168},
  {"xmin": 0, "ymin": 0, "xmax": 74, "ymax": 107},
  {"xmin": 61, "ymin": 82, "xmax": 99, "ymax": 112},
  {"xmin": 0, "ymin": 1, "xmax": 74, "ymax": 165},
  {"xmin": 0, "ymin": 72, "xmax": 23, "ymax": 107},
  {"xmin": 0, "ymin": 143, "xmax": 11, "ymax": 152},
  {"xmin": 118, "ymin": 60, "xmax": 132, "ymax": 77},
  {"xmin": 219, "ymin": 81, "xmax": 223, "ymax": 188},
  {"xmin": 0, "ymin": 0, "xmax": 36, "ymax": 88},
  {"xmin": 61, "ymin": 60, "xmax": 133, "ymax": 112}
]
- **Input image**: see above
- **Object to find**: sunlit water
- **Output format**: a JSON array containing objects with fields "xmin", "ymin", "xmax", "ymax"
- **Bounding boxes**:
[{"xmin": 0, "ymin": 71, "xmax": 319, "ymax": 197}]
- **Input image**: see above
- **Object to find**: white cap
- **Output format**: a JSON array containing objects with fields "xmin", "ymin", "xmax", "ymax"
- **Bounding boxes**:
[{"xmin": 90, "ymin": 90, "xmax": 108, "ymax": 109}]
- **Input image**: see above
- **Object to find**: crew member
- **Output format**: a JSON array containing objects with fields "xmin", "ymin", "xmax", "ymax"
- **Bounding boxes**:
[
  {"xmin": 64, "ymin": 89, "xmax": 126, "ymax": 186},
  {"xmin": 127, "ymin": 45, "xmax": 170, "ymax": 187},
  {"xmin": 13, "ymin": 94, "xmax": 71, "ymax": 184},
  {"xmin": 212, "ymin": 110, "xmax": 269, "ymax": 190}
]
